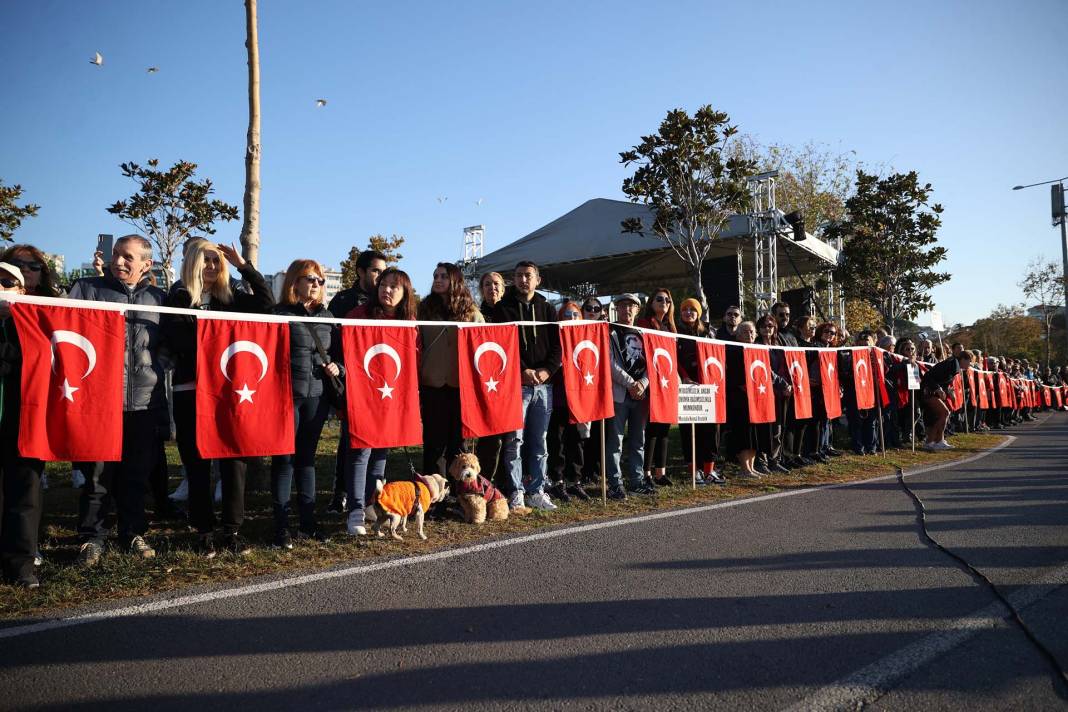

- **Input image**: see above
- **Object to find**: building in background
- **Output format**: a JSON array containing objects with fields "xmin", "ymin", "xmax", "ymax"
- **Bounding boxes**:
[{"xmin": 43, "ymin": 252, "xmax": 65, "ymax": 276}]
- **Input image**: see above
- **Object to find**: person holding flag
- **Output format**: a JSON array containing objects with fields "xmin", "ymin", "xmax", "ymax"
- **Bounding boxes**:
[
  {"xmin": 636, "ymin": 288, "xmax": 677, "ymax": 488},
  {"xmin": 677, "ymin": 298, "xmax": 723, "ymax": 484},
  {"xmin": 813, "ymin": 323, "xmax": 844, "ymax": 458},
  {"xmin": 920, "ymin": 349, "xmax": 973, "ymax": 450},
  {"xmin": 606, "ymin": 293, "xmax": 650, "ymax": 498},
  {"xmin": 725, "ymin": 321, "xmax": 763, "ymax": 480},
  {"xmin": 754, "ymin": 315, "xmax": 793, "ymax": 474},
  {"xmin": 545, "ymin": 302, "xmax": 591, "ymax": 502}
]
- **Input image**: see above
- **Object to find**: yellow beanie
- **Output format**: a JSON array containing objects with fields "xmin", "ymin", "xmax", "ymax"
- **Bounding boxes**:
[{"xmin": 679, "ymin": 298, "xmax": 703, "ymax": 318}]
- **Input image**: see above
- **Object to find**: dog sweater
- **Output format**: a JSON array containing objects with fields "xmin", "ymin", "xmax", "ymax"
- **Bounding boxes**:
[
  {"xmin": 378, "ymin": 481, "xmax": 431, "ymax": 517},
  {"xmin": 458, "ymin": 475, "xmax": 504, "ymax": 503}
]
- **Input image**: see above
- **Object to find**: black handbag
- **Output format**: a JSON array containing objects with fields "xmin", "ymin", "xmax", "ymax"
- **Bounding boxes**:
[{"xmin": 303, "ymin": 322, "xmax": 346, "ymax": 411}]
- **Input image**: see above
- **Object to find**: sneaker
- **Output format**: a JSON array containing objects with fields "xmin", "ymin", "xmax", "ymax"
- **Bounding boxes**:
[
  {"xmin": 326, "ymin": 491, "xmax": 347, "ymax": 515},
  {"xmin": 694, "ymin": 474, "xmax": 708, "ymax": 486},
  {"xmin": 825, "ymin": 448, "xmax": 843, "ymax": 457},
  {"xmin": 70, "ymin": 469, "xmax": 86, "ymax": 488},
  {"xmin": 195, "ymin": 533, "xmax": 217, "ymax": 559},
  {"xmin": 706, "ymin": 471, "xmax": 727, "ymax": 485},
  {"xmin": 346, "ymin": 511, "xmax": 367, "ymax": 536},
  {"xmin": 653, "ymin": 475, "xmax": 674, "ymax": 487},
  {"xmin": 508, "ymin": 491, "xmax": 526, "ymax": 511},
  {"xmin": 923, "ymin": 442, "xmax": 942, "ymax": 452},
  {"xmin": 127, "ymin": 535, "xmax": 156, "ymax": 559},
  {"xmin": 221, "ymin": 534, "xmax": 252, "ymax": 556},
  {"xmin": 770, "ymin": 462, "xmax": 791, "ymax": 474},
  {"xmin": 736, "ymin": 471, "xmax": 763, "ymax": 481},
  {"xmin": 627, "ymin": 482, "xmax": 656, "ymax": 495},
  {"xmin": 15, "ymin": 574, "xmax": 40, "ymax": 590},
  {"xmin": 33, "ymin": 550, "xmax": 43, "ymax": 567},
  {"xmin": 295, "ymin": 530, "xmax": 331, "ymax": 544},
  {"xmin": 169, "ymin": 477, "xmax": 189, "ymax": 502},
  {"xmin": 754, "ymin": 461, "xmax": 772, "ymax": 475},
  {"xmin": 939, "ymin": 440, "xmax": 954, "ymax": 449},
  {"xmin": 566, "ymin": 483, "xmax": 591, "ymax": 501},
  {"xmin": 606, "ymin": 485, "xmax": 627, "ymax": 501},
  {"xmin": 547, "ymin": 482, "xmax": 571, "ymax": 503},
  {"xmin": 272, "ymin": 530, "xmax": 293, "ymax": 551},
  {"xmin": 527, "ymin": 491, "xmax": 558, "ymax": 511},
  {"xmin": 77, "ymin": 541, "xmax": 104, "ymax": 568}
]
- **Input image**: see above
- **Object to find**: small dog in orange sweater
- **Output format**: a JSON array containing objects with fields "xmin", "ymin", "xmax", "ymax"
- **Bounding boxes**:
[{"xmin": 372, "ymin": 473, "xmax": 449, "ymax": 541}]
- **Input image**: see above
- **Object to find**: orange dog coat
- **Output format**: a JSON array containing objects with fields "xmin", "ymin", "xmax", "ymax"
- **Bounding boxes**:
[{"xmin": 377, "ymin": 481, "xmax": 431, "ymax": 517}]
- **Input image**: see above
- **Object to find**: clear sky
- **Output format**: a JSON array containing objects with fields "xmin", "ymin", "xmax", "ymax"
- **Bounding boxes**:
[{"xmin": 3, "ymin": 0, "xmax": 1066, "ymax": 326}]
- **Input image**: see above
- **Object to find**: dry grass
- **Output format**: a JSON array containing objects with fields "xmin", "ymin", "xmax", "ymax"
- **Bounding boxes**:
[{"xmin": 0, "ymin": 420, "xmax": 1005, "ymax": 620}]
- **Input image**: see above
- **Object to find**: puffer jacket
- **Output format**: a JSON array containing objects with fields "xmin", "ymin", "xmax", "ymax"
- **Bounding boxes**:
[
  {"xmin": 68, "ymin": 274, "xmax": 167, "ymax": 412},
  {"xmin": 273, "ymin": 302, "xmax": 344, "ymax": 399},
  {"xmin": 0, "ymin": 317, "xmax": 22, "ymax": 434}
]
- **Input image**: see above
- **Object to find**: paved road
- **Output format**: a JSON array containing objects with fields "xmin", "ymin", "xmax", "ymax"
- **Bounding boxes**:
[{"xmin": 2, "ymin": 414, "xmax": 1067, "ymax": 711}]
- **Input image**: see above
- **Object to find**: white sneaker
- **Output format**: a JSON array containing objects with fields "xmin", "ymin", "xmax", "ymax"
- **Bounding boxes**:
[
  {"xmin": 939, "ymin": 440, "xmax": 954, "ymax": 449},
  {"xmin": 923, "ymin": 442, "xmax": 942, "ymax": 451},
  {"xmin": 527, "ymin": 491, "xmax": 557, "ymax": 511},
  {"xmin": 213, "ymin": 479, "xmax": 222, "ymax": 504},
  {"xmin": 70, "ymin": 469, "xmax": 86, "ymax": 488},
  {"xmin": 169, "ymin": 477, "xmax": 190, "ymax": 502},
  {"xmin": 508, "ymin": 491, "xmax": 526, "ymax": 510},
  {"xmin": 346, "ymin": 511, "xmax": 366, "ymax": 536}
]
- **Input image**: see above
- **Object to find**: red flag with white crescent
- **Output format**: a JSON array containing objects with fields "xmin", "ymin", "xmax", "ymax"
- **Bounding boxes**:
[
  {"xmin": 342, "ymin": 324, "xmax": 422, "ymax": 448},
  {"xmin": 642, "ymin": 332, "xmax": 679, "ymax": 424},
  {"xmin": 1043, "ymin": 386, "xmax": 1052, "ymax": 407},
  {"xmin": 818, "ymin": 350, "xmax": 843, "ymax": 419},
  {"xmin": 457, "ymin": 324, "xmax": 523, "ymax": 438},
  {"xmin": 11, "ymin": 302, "xmax": 125, "ymax": 461},
  {"xmin": 947, "ymin": 373, "xmax": 964, "ymax": 412},
  {"xmin": 977, "ymin": 371, "xmax": 990, "ymax": 409},
  {"xmin": 694, "ymin": 340, "xmax": 726, "ymax": 424},
  {"xmin": 984, "ymin": 372, "xmax": 996, "ymax": 408},
  {"xmin": 851, "ymin": 349, "xmax": 876, "ymax": 410},
  {"xmin": 743, "ymin": 345, "xmax": 776, "ymax": 424},
  {"xmin": 784, "ymin": 349, "xmax": 812, "ymax": 419},
  {"xmin": 967, "ymin": 369, "xmax": 979, "ymax": 407},
  {"xmin": 558, "ymin": 321, "xmax": 613, "ymax": 424},
  {"xmin": 871, "ymin": 347, "xmax": 891, "ymax": 408},
  {"xmin": 996, "ymin": 373, "xmax": 1011, "ymax": 408},
  {"xmin": 196, "ymin": 319, "xmax": 294, "ymax": 458}
]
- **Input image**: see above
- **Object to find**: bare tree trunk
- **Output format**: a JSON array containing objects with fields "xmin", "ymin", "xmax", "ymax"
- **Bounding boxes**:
[
  {"xmin": 691, "ymin": 263, "xmax": 707, "ymax": 317},
  {"xmin": 240, "ymin": 0, "xmax": 261, "ymax": 268}
]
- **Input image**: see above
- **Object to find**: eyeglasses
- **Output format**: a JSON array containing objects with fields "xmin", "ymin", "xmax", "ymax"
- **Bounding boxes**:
[
  {"xmin": 301, "ymin": 276, "xmax": 325, "ymax": 286},
  {"xmin": 654, "ymin": 296, "xmax": 671, "ymax": 303},
  {"xmin": 583, "ymin": 304, "xmax": 602, "ymax": 313},
  {"xmin": 0, "ymin": 278, "xmax": 21, "ymax": 289},
  {"xmin": 563, "ymin": 311, "xmax": 580, "ymax": 318},
  {"xmin": 10, "ymin": 259, "xmax": 43, "ymax": 272}
]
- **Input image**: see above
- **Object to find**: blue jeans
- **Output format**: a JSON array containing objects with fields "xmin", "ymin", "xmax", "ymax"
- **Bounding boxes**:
[
  {"xmin": 501, "ymin": 384, "xmax": 552, "ymax": 495},
  {"xmin": 607, "ymin": 396, "xmax": 648, "ymax": 488},
  {"xmin": 271, "ymin": 396, "xmax": 330, "ymax": 533},
  {"xmin": 340, "ymin": 422, "xmax": 388, "ymax": 522}
]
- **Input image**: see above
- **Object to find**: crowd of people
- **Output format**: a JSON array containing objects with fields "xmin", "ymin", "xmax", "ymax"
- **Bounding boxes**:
[{"xmin": 0, "ymin": 237, "xmax": 1066, "ymax": 589}]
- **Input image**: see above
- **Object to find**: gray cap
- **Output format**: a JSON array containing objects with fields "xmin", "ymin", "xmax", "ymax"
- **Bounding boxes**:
[{"xmin": 614, "ymin": 293, "xmax": 642, "ymax": 307}]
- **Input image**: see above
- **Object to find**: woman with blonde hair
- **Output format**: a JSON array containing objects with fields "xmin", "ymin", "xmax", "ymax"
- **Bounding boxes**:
[{"xmin": 269, "ymin": 259, "xmax": 343, "ymax": 548}]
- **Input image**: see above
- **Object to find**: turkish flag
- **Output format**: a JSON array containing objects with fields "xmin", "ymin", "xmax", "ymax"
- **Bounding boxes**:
[
  {"xmin": 984, "ymin": 372, "xmax": 996, "ymax": 408},
  {"xmin": 851, "ymin": 349, "xmax": 876, "ymax": 410},
  {"xmin": 997, "ymin": 374, "xmax": 1011, "ymax": 408},
  {"xmin": 343, "ymin": 324, "xmax": 422, "ymax": 448},
  {"xmin": 784, "ymin": 349, "xmax": 812, "ymax": 419},
  {"xmin": 871, "ymin": 348, "xmax": 891, "ymax": 408},
  {"xmin": 196, "ymin": 319, "xmax": 294, "ymax": 458},
  {"xmin": 743, "ymin": 345, "xmax": 776, "ymax": 424},
  {"xmin": 977, "ymin": 371, "xmax": 990, "ymax": 409},
  {"xmin": 818, "ymin": 350, "xmax": 843, "ymax": 419},
  {"xmin": 643, "ymin": 332, "xmax": 679, "ymax": 424},
  {"xmin": 967, "ymin": 370, "xmax": 979, "ymax": 407},
  {"xmin": 694, "ymin": 341, "xmax": 726, "ymax": 424},
  {"xmin": 947, "ymin": 373, "xmax": 964, "ymax": 412},
  {"xmin": 11, "ymin": 302, "xmax": 125, "ymax": 461},
  {"xmin": 1043, "ymin": 386, "xmax": 1052, "ymax": 407},
  {"xmin": 457, "ymin": 324, "xmax": 523, "ymax": 438},
  {"xmin": 558, "ymin": 321, "xmax": 613, "ymax": 424}
]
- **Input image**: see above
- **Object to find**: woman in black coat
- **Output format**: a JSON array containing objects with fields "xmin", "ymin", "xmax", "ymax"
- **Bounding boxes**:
[
  {"xmin": 164, "ymin": 240, "xmax": 274, "ymax": 557},
  {"xmin": 270, "ymin": 260, "xmax": 343, "ymax": 549}
]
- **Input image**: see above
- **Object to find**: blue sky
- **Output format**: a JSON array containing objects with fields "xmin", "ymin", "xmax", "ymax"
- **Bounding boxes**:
[{"xmin": 3, "ymin": 0, "xmax": 1066, "ymax": 326}]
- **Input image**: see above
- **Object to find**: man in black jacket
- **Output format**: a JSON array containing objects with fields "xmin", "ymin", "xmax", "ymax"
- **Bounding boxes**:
[
  {"xmin": 715, "ymin": 306, "xmax": 742, "ymax": 341},
  {"xmin": 492, "ymin": 261, "xmax": 561, "ymax": 511},
  {"xmin": 69, "ymin": 235, "xmax": 167, "ymax": 566}
]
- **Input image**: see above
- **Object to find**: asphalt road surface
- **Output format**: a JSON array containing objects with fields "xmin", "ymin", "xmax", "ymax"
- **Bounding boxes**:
[{"xmin": 2, "ymin": 413, "xmax": 1067, "ymax": 711}]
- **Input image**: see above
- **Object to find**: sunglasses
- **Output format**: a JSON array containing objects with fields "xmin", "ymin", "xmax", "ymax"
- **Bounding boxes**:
[
  {"xmin": 0, "ymin": 278, "xmax": 21, "ymax": 289},
  {"xmin": 563, "ymin": 311, "xmax": 580, "ymax": 318},
  {"xmin": 583, "ymin": 304, "xmax": 602, "ymax": 313},
  {"xmin": 654, "ymin": 296, "xmax": 671, "ymax": 303},
  {"xmin": 11, "ymin": 260, "xmax": 43, "ymax": 272},
  {"xmin": 726, "ymin": 312, "xmax": 740, "ymax": 318},
  {"xmin": 301, "ymin": 276, "xmax": 325, "ymax": 286}
]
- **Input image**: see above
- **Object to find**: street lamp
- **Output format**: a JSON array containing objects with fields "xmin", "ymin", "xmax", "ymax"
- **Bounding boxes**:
[{"xmin": 1013, "ymin": 177, "xmax": 1068, "ymax": 363}]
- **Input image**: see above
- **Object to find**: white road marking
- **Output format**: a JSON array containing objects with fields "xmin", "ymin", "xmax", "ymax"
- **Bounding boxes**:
[{"xmin": 0, "ymin": 436, "xmax": 1016, "ymax": 641}]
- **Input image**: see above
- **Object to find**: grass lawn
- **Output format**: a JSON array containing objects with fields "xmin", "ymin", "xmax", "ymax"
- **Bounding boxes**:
[{"xmin": 0, "ymin": 419, "xmax": 1006, "ymax": 619}]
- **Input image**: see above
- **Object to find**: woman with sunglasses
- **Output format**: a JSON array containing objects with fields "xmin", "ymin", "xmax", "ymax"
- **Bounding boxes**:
[
  {"xmin": 546, "ymin": 302, "xmax": 591, "ymax": 502},
  {"xmin": 0, "ymin": 244, "xmax": 63, "ymax": 297},
  {"xmin": 676, "ymin": 298, "xmax": 724, "ymax": 484},
  {"xmin": 813, "ymin": 323, "xmax": 844, "ymax": 458},
  {"xmin": 754, "ymin": 315, "xmax": 793, "ymax": 475},
  {"xmin": 580, "ymin": 298, "xmax": 606, "ymax": 322},
  {"xmin": 724, "ymin": 321, "xmax": 762, "ymax": 480},
  {"xmin": 164, "ymin": 239, "xmax": 275, "ymax": 557},
  {"xmin": 636, "ymin": 288, "xmax": 677, "ymax": 488},
  {"xmin": 269, "ymin": 260, "xmax": 342, "ymax": 549}
]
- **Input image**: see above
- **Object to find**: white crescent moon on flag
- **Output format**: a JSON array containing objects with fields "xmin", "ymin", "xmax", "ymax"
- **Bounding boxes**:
[
  {"xmin": 790, "ymin": 359, "xmax": 805, "ymax": 381},
  {"xmin": 571, "ymin": 340, "xmax": 599, "ymax": 372},
  {"xmin": 856, "ymin": 357, "xmax": 869, "ymax": 377},
  {"xmin": 220, "ymin": 340, "xmax": 270, "ymax": 383},
  {"xmin": 50, "ymin": 330, "xmax": 97, "ymax": 378},
  {"xmin": 363, "ymin": 343, "xmax": 403, "ymax": 381},
  {"xmin": 474, "ymin": 341, "xmax": 508, "ymax": 376},
  {"xmin": 652, "ymin": 347, "xmax": 674, "ymax": 376},
  {"xmin": 749, "ymin": 359, "xmax": 769, "ymax": 382},
  {"xmin": 702, "ymin": 355, "xmax": 724, "ymax": 382}
]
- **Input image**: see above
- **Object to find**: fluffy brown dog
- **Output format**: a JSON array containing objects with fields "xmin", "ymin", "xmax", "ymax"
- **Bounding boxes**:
[
  {"xmin": 372, "ymin": 473, "xmax": 449, "ymax": 541},
  {"xmin": 448, "ymin": 452, "xmax": 513, "ymax": 523}
]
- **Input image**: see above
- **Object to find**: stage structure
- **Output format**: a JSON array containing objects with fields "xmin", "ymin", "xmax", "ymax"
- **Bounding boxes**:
[
  {"xmin": 459, "ymin": 224, "xmax": 484, "ymax": 294},
  {"xmin": 477, "ymin": 196, "xmax": 843, "ymax": 323}
]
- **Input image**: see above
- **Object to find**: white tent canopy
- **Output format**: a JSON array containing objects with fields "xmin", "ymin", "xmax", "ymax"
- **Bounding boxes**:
[{"xmin": 477, "ymin": 198, "xmax": 839, "ymax": 295}]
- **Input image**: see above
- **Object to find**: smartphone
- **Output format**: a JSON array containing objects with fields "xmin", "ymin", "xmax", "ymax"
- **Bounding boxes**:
[{"xmin": 96, "ymin": 234, "xmax": 113, "ymax": 257}]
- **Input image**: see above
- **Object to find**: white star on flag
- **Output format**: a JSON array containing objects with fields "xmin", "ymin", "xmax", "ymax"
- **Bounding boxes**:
[
  {"xmin": 660, "ymin": 377, "xmax": 669, "ymax": 389},
  {"xmin": 235, "ymin": 383, "xmax": 256, "ymax": 403},
  {"xmin": 378, "ymin": 384, "xmax": 395, "ymax": 399},
  {"xmin": 584, "ymin": 371, "xmax": 594, "ymax": 385},
  {"xmin": 827, "ymin": 363, "xmax": 835, "ymax": 376},
  {"xmin": 758, "ymin": 383, "xmax": 767, "ymax": 394},
  {"xmin": 59, "ymin": 378, "xmax": 79, "ymax": 402},
  {"xmin": 485, "ymin": 377, "xmax": 499, "ymax": 392}
]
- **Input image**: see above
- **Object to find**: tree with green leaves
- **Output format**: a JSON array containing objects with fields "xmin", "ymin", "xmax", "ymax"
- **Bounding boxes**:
[
  {"xmin": 1018, "ymin": 257, "xmax": 1066, "ymax": 368},
  {"xmin": 0, "ymin": 179, "xmax": 40, "ymax": 242},
  {"xmin": 339, "ymin": 245, "xmax": 360, "ymax": 289},
  {"xmin": 619, "ymin": 105, "xmax": 756, "ymax": 308},
  {"xmin": 826, "ymin": 170, "xmax": 949, "ymax": 336},
  {"xmin": 339, "ymin": 234, "xmax": 406, "ymax": 289},
  {"xmin": 108, "ymin": 159, "xmax": 239, "ymax": 287}
]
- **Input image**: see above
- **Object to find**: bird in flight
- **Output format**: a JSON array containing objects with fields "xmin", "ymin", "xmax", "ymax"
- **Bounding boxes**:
[
  {"xmin": 437, "ymin": 196, "xmax": 448, "ymax": 204},
  {"xmin": 147, "ymin": 67, "xmax": 159, "ymax": 73},
  {"xmin": 90, "ymin": 52, "xmax": 103, "ymax": 66},
  {"xmin": 476, "ymin": 198, "xmax": 484, "ymax": 206},
  {"xmin": 316, "ymin": 99, "xmax": 327, "ymax": 107}
]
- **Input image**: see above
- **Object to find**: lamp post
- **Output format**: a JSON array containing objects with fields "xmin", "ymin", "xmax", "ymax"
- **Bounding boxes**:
[{"xmin": 1012, "ymin": 176, "xmax": 1068, "ymax": 362}]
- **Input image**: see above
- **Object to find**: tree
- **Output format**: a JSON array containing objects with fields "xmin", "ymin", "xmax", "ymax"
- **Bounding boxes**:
[
  {"xmin": 239, "ymin": 0, "xmax": 262, "ymax": 268},
  {"xmin": 826, "ymin": 171, "xmax": 949, "ymax": 336},
  {"xmin": 845, "ymin": 299, "xmax": 884, "ymax": 335},
  {"xmin": 0, "ymin": 179, "xmax": 40, "ymax": 242},
  {"xmin": 969, "ymin": 303, "xmax": 1042, "ymax": 360},
  {"xmin": 107, "ymin": 159, "xmax": 239, "ymax": 287},
  {"xmin": 338, "ymin": 234, "xmax": 407, "ymax": 289},
  {"xmin": 619, "ymin": 105, "xmax": 756, "ymax": 309},
  {"xmin": 1018, "ymin": 257, "xmax": 1065, "ymax": 369}
]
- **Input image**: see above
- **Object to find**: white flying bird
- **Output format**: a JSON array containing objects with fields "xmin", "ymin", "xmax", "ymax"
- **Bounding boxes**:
[
  {"xmin": 437, "ymin": 196, "xmax": 448, "ymax": 204},
  {"xmin": 147, "ymin": 67, "xmax": 159, "ymax": 73},
  {"xmin": 316, "ymin": 99, "xmax": 327, "ymax": 107},
  {"xmin": 475, "ymin": 198, "xmax": 484, "ymax": 206},
  {"xmin": 90, "ymin": 52, "xmax": 103, "ymax": 66}
]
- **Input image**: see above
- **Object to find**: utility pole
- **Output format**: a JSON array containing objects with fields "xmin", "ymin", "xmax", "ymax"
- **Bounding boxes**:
[{"xmin": 1012, "ymin": 177, "xmax": 1068, "ymax": 362}]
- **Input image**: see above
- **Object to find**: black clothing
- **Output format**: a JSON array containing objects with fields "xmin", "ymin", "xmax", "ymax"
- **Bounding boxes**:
[
  {"xmin": 777, "ymin": 330, "xmax": 799, "ymax": 348},
  {"xmin": 491, "ymin": 289, "xmax": 561, "ymax": 374},
  {"xmin": 715, "ymin": 324, "xmax": 736, "ymax": 341},
  {"xmin": 272, "ymin": 302, "xmax": 341, "ymax": 399},
  {"xmin": 326, "ymin": 285, "xmax": 372, "ymax": 325},
  {"xmin": 420, "ymin": 385, "xmax": 467, "ymax": 477},
  {"xmin": 480, "ymin": 300, "xmax": 497, "ymax": 322},
  {"xmin": 920, "ymin": 357, "xmax": 961, "ymax": 393}
]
